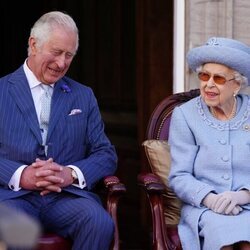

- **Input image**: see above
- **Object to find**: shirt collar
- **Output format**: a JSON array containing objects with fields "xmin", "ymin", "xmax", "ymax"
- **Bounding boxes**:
[{"xmin": 23, "ymin": 60, "xmax": 55, "ymax": 89}]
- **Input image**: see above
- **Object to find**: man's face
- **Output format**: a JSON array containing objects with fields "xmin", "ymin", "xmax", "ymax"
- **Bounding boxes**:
[{"xmin": 28, "ymin": 27, "xmax": 77, "ymax": 84}]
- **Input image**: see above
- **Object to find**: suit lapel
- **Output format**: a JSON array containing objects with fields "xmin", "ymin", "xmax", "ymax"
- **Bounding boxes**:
[
  {"xmin": 47, "ymin": 80, "xmax": 72, "ymax": 141},
  {"xmin": 8, "ymin": 68, "xmax": 42, "ymax": 143},
  {"xmin": 9, "ymin": 68, "xmax": 74, "ymax": 144}
]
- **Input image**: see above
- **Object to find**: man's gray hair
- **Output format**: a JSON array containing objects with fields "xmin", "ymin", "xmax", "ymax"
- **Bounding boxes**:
[{"xmin": 28, "ymin": 11, "xmax": 79, "ymax": 55}]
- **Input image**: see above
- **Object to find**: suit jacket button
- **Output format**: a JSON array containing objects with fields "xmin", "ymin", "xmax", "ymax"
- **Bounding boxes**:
[{"xmin": 37, "ymin": 146, "xmax": 45, "ymax": 157}]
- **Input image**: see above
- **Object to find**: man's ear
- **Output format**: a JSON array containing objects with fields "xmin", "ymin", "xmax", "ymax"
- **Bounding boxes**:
[{"xmin": 28, "ymin": 37, "xmax": 38, "ymax": 55}]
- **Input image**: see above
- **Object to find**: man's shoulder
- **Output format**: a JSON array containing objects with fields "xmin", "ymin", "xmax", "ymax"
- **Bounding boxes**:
[{"xmin": 0, "ymin": 66, "xmax": 25, "ymax": 87}]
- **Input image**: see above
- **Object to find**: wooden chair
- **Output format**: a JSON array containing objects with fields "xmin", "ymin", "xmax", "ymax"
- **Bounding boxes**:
[
  {"xmin": 36, "ymin": 175, "xmax": 126, "ymax": 250},
  {"xmin": 138, "ymin": 89, "xmax": 200, "ymax": 250}
]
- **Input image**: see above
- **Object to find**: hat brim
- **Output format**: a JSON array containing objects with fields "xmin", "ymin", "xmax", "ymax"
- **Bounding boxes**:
[{"xmin": 187, "ymin": 45, "xmax": 250, "ymax": 82}]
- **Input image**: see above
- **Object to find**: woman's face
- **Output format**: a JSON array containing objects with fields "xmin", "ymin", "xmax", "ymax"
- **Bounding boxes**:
[{"xmin": 199, "ymin": 63, "xmax": 240, "ymax": 111}]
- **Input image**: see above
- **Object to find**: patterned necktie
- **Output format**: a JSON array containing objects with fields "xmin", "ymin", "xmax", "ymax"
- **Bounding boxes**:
[{"xmin": 40, "ymin": 84, "xmax": 53, "ymax": 146}]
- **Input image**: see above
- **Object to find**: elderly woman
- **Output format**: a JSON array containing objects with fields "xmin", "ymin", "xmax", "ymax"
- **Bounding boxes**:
[{"xmin": 168, "ymin": 37, "xmax": 250, "ymax": 250}]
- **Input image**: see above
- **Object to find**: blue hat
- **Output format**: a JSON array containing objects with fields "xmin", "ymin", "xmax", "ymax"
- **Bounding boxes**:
[{"xmin": 187, "ymin": 37, "xmax": 250, "ymax": 82}]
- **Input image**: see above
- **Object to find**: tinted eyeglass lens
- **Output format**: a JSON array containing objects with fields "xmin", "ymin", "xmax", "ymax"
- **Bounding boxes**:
[
  {"xmin": 198, "ymin": 72, "xmax": 227, "ymax": 85},
  {"xmin": 213, "ymin": 75, "xmax": 227, "ymax": 84},
  {"xmin": 198, "ymin": 72, "xmax": 210, "ymax": 81}
]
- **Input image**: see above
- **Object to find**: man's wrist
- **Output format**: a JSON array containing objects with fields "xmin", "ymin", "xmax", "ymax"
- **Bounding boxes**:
[{"xmin": 70, "ymin": 168, "xmax": 78, "ymax": 183}]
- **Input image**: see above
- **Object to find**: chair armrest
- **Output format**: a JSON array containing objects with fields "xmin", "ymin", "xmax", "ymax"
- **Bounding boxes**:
[
  {"xmin": 138, "ymin": 173, "xmax": 179, "ymax": 250},
  {"xmin": 138, "ymin": 172, "xmax": 166, "ymax": 194},
  {"xmin": 103, "ymin": 175, "xmax": 126, "ymax": 194},
  {"xmin": 103, "ymin": 176, "xmax": 126, "ymax": 250}
]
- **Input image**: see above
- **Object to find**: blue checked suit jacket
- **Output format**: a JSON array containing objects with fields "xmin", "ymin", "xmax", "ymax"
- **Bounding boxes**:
[{"xmin": 0, "ymin": 66, "xmax": 117, "ymax": 201}]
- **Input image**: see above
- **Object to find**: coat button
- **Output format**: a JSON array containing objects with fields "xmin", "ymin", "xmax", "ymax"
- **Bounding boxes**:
[
  {"xmin": 221, "ymin": 156, "xmax": 229, "ymax": 162},
  {"xmin": 222, "ymin": 174, "xmax": 230, "ymax": 180},
  {"xmin": 219, "ymin": 139, "xmax": 226, "ymax": 145}
]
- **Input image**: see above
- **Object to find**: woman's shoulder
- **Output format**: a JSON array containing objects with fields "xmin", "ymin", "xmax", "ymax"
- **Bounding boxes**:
[
  {"xmin": 175, "ymin": 95, "xmax": 200, "ymax": 112},
  {"xmin": 171, "ymin": 96, "xmax": 200, "ymax": 121}
]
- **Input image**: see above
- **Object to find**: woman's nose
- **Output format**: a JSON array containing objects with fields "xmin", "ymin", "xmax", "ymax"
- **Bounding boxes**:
[{"xmin": 206, "ymin": 78, "xmax": 215, "ymax": 88}]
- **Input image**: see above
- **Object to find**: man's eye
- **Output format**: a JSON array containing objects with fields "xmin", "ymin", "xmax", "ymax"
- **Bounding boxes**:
[
  {"xmin": 66, "ymin": 53, "xmax": 74, "ymax": 59},
  {"xmin": 52, "ymin": 51, "xmax": 61, "ymax": 56}
]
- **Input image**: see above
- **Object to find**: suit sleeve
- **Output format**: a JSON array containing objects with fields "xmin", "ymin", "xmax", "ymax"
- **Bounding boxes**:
[{"xmin": 69, "ymin": 89, "xmax": 117, "ymax": 190}]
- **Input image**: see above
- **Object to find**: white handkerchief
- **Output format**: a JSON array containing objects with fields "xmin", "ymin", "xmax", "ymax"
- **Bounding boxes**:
[{"xmin": 68, "ymin": 109, "xmax": 82, "ymax": 116}]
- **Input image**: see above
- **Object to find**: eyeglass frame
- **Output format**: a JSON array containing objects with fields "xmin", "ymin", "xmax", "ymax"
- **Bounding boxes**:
[{"xmin": 197, "ymin": 71, "xmax": 235, "ymax": 85}]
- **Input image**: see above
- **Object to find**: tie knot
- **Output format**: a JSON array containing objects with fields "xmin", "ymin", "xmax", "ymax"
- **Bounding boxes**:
[{"xmin": 41, "ymin": 84, "xmax": 53, "ymax": 96}]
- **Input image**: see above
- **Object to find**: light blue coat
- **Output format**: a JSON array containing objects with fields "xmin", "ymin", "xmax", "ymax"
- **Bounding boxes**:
[{"xmin": 168, "ymin": 94, "xmax": 250, "ymax": 250}]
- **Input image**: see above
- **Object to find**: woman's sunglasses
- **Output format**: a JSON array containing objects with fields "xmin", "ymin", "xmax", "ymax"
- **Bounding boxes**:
[{"xmin": 198, "ymin": 71, "xmax": 235, "ymax": 85}]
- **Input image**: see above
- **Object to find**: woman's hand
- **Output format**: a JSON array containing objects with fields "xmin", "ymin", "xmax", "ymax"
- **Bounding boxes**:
[
  {"xmin": 213, "ymin": 190, "xmax": 250, "ymax": 215},
  {"xmin": 202, "ymin": 191, "xmax": 250, "ymax": 215},
  {"xmin": 202, "ymin": 192, "xmax": 220, "ymax": 211}
]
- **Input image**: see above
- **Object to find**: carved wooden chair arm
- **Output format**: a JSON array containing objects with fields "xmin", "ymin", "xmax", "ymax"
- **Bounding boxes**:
[
  {"xmin": 103, "ymin": 175, "xmax": 126, "ymax": 194},
  {"xmin": 103, "ymin": 175, "xmax": 126, "ymax": 250},
  {"xmin": 138, "ymin": 173, "xmax": 166, "ymax": 194},
  {"xmin": 138, "ymin": 173, "xmax": 180, "ymax": 250}
]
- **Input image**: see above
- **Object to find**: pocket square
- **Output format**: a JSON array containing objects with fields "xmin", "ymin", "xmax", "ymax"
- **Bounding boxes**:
[{"xmin": 68, "ymin": 109, "xmax": 82, "ymax": 116}]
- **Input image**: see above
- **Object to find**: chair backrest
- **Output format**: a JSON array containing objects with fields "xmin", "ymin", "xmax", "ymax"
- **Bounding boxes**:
[
  {"xmin": 142, "ymin": 89, "xmax": 200, "ymax": 226},
  {"xmin": 147, "ymin": 89, "xmax": 200, "ymax": 140}
]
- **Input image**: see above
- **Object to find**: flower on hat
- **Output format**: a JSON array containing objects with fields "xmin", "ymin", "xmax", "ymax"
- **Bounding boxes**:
[{"xmin": 206, "ymin": 37, "xmax": 219, "ymax": 46}]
